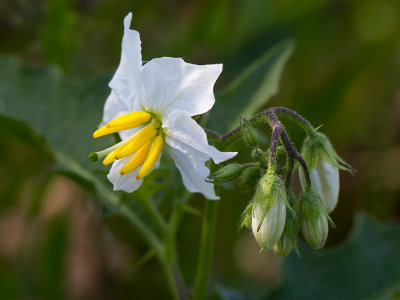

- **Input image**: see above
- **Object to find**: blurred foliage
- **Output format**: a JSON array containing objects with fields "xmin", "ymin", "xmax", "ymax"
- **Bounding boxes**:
[{"xmin": 0, "ymin": 0, "xmax": 400, "ymax": 299}]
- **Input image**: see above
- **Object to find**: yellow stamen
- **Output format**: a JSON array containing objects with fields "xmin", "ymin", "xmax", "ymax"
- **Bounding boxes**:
[
  {"xmin": 93, "ymin": 111, "xmax": 152, "ymax": 138},
  {"xmin": 106, "ymin": 111, "xmax": 151, "ymax": 128},
  {"xmin": 115, "ymin": 125, "xmax": 157, "ymax": 160},
  {"xmin": 103, "ymin": 149, "xmax": 118, "ymax": 166},
  {"xmin": 120, "ymin": 140, "xmax": 152, "ymax": 175},
  {"xmin": 93, "ymin": 124, "xmax": 135, "ymax": 138},
  {"xmin": 136, "ymin": 135, "xmax": 164, "ymax": 180}
]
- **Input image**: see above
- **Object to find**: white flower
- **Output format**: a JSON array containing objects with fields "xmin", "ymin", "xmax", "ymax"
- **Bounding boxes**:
[
  {"xmin": 299, "ymin": 159, "xmax": 339, "ymax": 213},
  {"xmin": 91, "ymin": 13, "xmax": 236, "ymax": 200}
]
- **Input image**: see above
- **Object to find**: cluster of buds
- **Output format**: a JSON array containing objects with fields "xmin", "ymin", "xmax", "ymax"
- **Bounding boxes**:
[{"xmin": 210, "ymin": 109, "xmax": 353, "ymax": 256}]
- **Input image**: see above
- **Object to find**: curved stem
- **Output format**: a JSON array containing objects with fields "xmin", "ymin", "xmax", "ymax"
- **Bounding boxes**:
[
  {"xmin": 270, "ymin": 107, "xmax": 314, "ymax": 135},
  {"xmin": 193, "ymin": 200, "xmax": 218, "ymax": 300}
]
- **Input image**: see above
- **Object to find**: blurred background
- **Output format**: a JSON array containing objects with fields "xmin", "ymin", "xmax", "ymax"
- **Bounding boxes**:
[{"xmin": 1, "ymin": 0, "xmax": 400, "ymax": 299}]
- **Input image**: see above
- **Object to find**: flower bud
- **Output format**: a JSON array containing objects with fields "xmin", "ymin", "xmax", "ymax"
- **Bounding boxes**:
[
  {"xmin": 209, "ymin": 163, "xmax": 244, "ymax": 183},
  {"xmin": 250, "ymin": 169, "xmax": 287, "ymax": 250},
  {"xmin": 241, "ymin": 117, "xmax": 259, "ymax": 147},
  {"xmin": 300, "ymin": 188, "xmax": 329, "ymax": 249},
  {"xmin": 299, "ymin": 130, "xmax": 351, "ymax": 213},
  {"xmin": 238, "ymin": 166, "xmax": 261, "ymax": 187},
  {"xmin": 273, "ymin": 194, "xmax": 298, "ymax": 257},
  {"xmin": 273, "ymin": 230, "xmax": 294, "ymax": 257},
  {"xmin": 300, "ymin": 159, "xmax": 339, "ymax": 213},
  {"xmin": 252, "ymin": 200, "xmax": 286, "ymax": 250}
]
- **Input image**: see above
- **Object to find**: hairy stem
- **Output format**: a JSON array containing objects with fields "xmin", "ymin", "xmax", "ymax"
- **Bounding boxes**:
[
  {"xmin": 193, "ymin": 200, "xmax": 218, "ymax": 300},
  {"xmin": 270, "ymin": 107, "xmax": 314, "ymax": 135},
  {"xmin": 205, "ymin": 107, "xmax": 311, "ymax": 185}
]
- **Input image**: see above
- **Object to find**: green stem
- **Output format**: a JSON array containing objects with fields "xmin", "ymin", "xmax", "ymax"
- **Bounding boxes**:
[
  {"xmin": 140, "ymin": 198, "xmax": 169, "ymax": 237},
  {"xmin": 162, "ymin": 261, "xmax": 180, "ymax": 300},
  {"xmin": 193, "ymin": 200, "xmax": 219, "ymax": 300}
]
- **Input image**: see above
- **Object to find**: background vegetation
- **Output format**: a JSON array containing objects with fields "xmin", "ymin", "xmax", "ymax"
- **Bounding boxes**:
[{"xmin": 0, "ymin": 0, "xmax": 399, "ymax": 299}]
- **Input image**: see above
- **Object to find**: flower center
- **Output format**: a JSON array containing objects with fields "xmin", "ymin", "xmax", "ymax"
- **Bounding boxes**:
[{"xmin": 90, "ymin": 111, "xmax": 164, "ymax": 180}]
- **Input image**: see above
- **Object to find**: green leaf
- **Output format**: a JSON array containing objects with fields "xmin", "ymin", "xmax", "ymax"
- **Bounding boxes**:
[
  {"xmin": 207, "ymin": 39, "xmax": 295, "ymax": 133},
  {"xmin": 268, "ymin": 213, "xmax": 400, "ymax": 300},
  {"xmin": 0, "ymin": 56, "xmax": 112, "ymax": 169}
]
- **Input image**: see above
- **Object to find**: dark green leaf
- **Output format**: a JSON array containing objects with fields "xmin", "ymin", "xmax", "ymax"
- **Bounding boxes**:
[
  {"xmin": 207, "ymin": 40, "xmax": 295, "ymax": 133},
  {"xmin": 268, "ymin": 213, "xmax": 400, "ymax": 300}
]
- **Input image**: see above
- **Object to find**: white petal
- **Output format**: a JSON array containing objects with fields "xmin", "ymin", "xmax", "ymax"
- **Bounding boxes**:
[
  {"xmin": 100, "ymin": 91, "xmax": 141, "ymax": 140},
  {"xmin": 163, "ymin": 110, "xmax": 237, "ymax": 164},
  {"xmin": 252, "ymin": 199, "xmax": 286, "ymax": 249},
  {"xmin": 109, "ymin": 12, "xmax": 145, "ymax": 111},
  {"xmin": 107, "ymin": 153, "xmax": 161, "ymax": 193},
  {"xmin": 315, "ymin": 160, "xmax": 339, "ymax": 213},
  {"xmin": 299, "ymin": 159, "xmax": 340, "ymax": 213},
  {"xmin": 141, "ymin": 57, "xmax": 222, "ymax": 116},
  {"xmin": 100, "ymin": 91, "xmax": 130, "ymax": 126},
  {"xmin": 166, "ymin": 140, "xmax": 218, "ymax": 200}
]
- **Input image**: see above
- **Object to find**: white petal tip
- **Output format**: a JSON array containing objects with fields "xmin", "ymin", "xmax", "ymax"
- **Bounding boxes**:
[{"xmin": 124, "ymin": 12, "xmax": 133, "ymax": 28}]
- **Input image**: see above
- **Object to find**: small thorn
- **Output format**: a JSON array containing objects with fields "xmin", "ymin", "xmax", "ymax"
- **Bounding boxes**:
[
  {"xmin": 136, "ymin": 175, "xmax": 140, "ymax": 180},
  {"xmin": 106, "ymin": 124, "xmax": 110, "ymax": 128},
  {"xmin": 120, "ymin": 171, "xmax": 125, "ymax": 175}
]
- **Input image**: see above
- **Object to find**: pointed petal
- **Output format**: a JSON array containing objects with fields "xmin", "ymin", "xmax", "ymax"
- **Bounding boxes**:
[
  {"xmin": 141, "ymin": 57, "xmax": 222, "ymax": 116},
  {"xmin": 109, "ymin": 12, "xmax": 145, "ymax": 111},
  {"xmin": 166, "ymin": 138, "xmax": 219, "ymax": 200},
  {"xmin": 107, "ymin": 153, "xmax": 160, "ymax": 193},
  {"xmin": 163, "ymin": 110, "xmax": 237, "ymax": 164}
]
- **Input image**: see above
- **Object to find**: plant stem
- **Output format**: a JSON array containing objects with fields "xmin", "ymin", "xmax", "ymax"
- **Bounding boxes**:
[
  {"xmin": 162, "ymin": 261, "xmax": 180, "ymax": 300},
  {"xmin": 140, "ymin": 198, "xmax": 169, "ymax": 237},
  {"xmin": 193, "ymin": 200, "xmax": 218, "ymax": 300},
  {"xmin": 270, "ymin": 107, "xmax": 314, "ymax": 135}
]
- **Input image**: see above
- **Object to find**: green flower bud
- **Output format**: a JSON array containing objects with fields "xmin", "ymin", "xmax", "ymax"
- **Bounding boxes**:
[
  {"xmin": 300, "ymin": 159, "xmax": 339, "ymax": 213},
  {"xmin": 300, "ymin": 188, "xmax": 329, "ymax": 249},
  {"xmin": 238, "ymin": 166, "xmax": 262, "ymax": 187},
  {"xmin": 273, "ymin": 230, "xmax": 294, "ymax": 257},
  {"xmin": 300, "ymin": 130, "xmax": 352, "ymax": 213},
  {"xmin": 250, "ymin": 168, "xmax": 287, "ymax": 250},
  {"xmin": 273, "ymin": 194, "xmax": 298, "ymax": 257},
  {"xmin": 209, "ymin": 163, "xmax": 244, "ymax": 183},
  {"xmin": 241, "ymin": 117, "xmax": 259, "ymax": 147}
]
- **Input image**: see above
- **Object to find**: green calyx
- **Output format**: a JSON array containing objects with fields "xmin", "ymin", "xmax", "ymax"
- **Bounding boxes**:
[{"xmin": 302, "ymin": 129, "xmax": 354, "ymax": 173}]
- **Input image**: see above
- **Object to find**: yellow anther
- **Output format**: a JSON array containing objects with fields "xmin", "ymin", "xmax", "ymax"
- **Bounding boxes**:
[
  {"xmin": 115, "ymin": 125, "xmax": 157, "ymax": 160},
  {"xmin": 106, "ymin": 111, "xmax": 151, "ymax": 128},
  {"xmin": 136, "ymin": 135, "xmax": 164, "ymax": 180},
  {"xmin": 103, "ymin": 149, "xmax": 118, "ymax": 166},
  {"xmin": 120, "ymin": 140, "xmax": 152, "ymax": 175},
  {"xmin": 93, "ymin": 124, "xmax": 135, "ymax": 138},
  {"xmin": 93, "ymin": 111, "xmax": 152, "ymax": 138}
]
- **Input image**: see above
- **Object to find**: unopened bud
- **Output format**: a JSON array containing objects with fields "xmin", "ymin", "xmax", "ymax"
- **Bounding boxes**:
[
  {"xmin": 250, "ymin": 169, "xmax": 287, "ymax": 250},
  {"xmin": 209, "ymin": 163, "xmax": 244, "ymax": 183},
  {"xmin": 300, "ymin": 188, "xmax": 329, "ymax": 249},
  {"xmin": 273, "ymin": 194, "xmax": 298, "ymax": 257},
  {"xmin": 241, "ymin": 117, "xmax": 259, "ymax": 147},
  {"xmin": 300, "ymin": 158, "xmax": 339, "ymax": 213},
  {"xmin": 238, "ymin": 166, "xmax": 262, "ymax": 187},
  {"xmin": 299, "ymin": 130, "xmax": 352, "ymax": 213}
]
